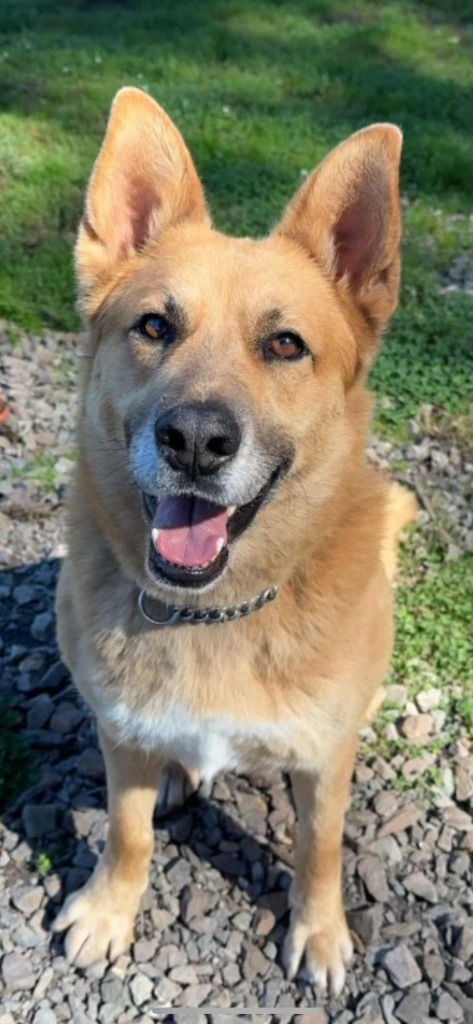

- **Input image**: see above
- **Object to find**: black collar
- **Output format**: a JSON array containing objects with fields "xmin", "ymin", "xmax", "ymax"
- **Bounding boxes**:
[{"xmin": 137, "ymin": 585, "xmax": 278, "ymax": 627}]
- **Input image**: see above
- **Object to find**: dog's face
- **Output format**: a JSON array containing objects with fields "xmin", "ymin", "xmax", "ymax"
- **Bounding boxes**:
[{"xmin": 77, "ymin": 89, "xmax": 401, "ymax": 596}]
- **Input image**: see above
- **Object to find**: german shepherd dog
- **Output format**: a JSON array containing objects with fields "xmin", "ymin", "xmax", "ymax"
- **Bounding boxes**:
[{"xmin": 53, "ymin": 88, "xmax": 416, "ymax": 995}]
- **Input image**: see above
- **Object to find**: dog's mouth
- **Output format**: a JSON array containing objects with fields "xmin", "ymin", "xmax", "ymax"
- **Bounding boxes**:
[{"xmin": 142, "ymin": 465, "xmax": 284, "ymax": 589}]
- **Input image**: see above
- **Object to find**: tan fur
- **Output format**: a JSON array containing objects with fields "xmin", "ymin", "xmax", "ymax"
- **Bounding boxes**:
[{"xmin": 53, "ymin": 88, "xmax": 416, "ymax": 994}]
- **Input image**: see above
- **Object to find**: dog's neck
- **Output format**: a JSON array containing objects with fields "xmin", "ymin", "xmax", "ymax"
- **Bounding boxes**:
[{"xmin": 137, "ymin": 583, "xmax": 278, "ymax": 628}]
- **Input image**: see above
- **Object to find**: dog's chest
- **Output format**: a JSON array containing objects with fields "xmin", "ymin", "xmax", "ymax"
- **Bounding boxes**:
[{"xmin": 101, "ymin": 694, "xmax": 293, "ymax": 779}]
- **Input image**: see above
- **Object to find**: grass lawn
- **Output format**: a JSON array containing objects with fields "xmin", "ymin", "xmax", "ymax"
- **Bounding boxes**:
[{"xmin": 0, "ymin": 0, "xmax": 472, "ymax": 805}]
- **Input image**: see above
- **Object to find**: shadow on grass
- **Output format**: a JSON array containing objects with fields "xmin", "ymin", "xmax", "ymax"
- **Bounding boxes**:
[{"xmin": 1, "ymin": 0, "xmax": 473, "ymax": 204}]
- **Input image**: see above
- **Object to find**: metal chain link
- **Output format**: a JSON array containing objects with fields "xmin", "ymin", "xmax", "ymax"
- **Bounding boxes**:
[{"xmin": 138, "ymin": 585, "xmax": 278, "ymax": 627}]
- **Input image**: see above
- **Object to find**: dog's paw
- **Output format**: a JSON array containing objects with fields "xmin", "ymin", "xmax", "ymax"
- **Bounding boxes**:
[
  {"xmin": 156, "ymin": 762, "xmax": 200, "ymax": 815},
  {"xmin": 52, "ymin": 881, "xmax": 137, "ymax": 967},
  {"xmin": 282, "ymin": 910, "xmax": 353, "ymax": 997}
]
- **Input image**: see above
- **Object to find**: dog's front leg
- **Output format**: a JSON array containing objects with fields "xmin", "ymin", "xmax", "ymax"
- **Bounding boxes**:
[
  {"xmin": 53, "ymin": 727, "xmax": 160, "ymax": 967},
  {"xmin": 283, "ymin": 736, "xmax": 357, "ymax": 996}
]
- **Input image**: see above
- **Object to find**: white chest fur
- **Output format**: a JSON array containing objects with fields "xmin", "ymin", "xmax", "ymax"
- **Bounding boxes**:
[{"xmin": 101, "ymin": 697, "xmax": 290, "ymax": 781}]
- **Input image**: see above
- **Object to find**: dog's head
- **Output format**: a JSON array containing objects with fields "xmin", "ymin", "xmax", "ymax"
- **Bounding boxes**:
[{"xmin": 76, "ymin": 88, "xmax": 402, "ymax": 597}]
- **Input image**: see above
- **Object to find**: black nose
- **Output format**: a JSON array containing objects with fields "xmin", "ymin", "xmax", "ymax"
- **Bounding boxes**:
[{"xmin": 155, "ymin": 401, "xmax": 242, "ymax": 478}]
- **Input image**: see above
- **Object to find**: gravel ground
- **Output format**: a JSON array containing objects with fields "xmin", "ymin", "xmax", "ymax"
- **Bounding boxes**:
[{"xmin": 0, "ymin": 320, "xmax": 472, "ymax": 1024}]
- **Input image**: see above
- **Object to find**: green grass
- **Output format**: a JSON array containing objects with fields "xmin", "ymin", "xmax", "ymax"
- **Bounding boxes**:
[
  {"xmin": 393, "ymin": 550, "xmax": 473, "ymax": 697},
  {"xmin": 0, "ymin": 0, "xmax": 472, "ymax": 806},
  {"xmin": 10, "ymin": 452, "xmax": 76, "ymax": 493},
  {"xmin": 1, "ymin": 0, "xmax": 472, "ymax": 429}
]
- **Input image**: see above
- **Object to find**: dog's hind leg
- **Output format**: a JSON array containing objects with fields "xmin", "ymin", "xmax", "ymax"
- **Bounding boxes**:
[
  {"xmin": 283, "ymin": 736, "xmax": 357, "ymax": 996},
  {"xmin": 53, "ymin": 728, "xmax": 161, "ymax": 967}
]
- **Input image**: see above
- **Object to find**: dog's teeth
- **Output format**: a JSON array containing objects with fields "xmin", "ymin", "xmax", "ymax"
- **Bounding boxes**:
[
  {"xmin": 215, "ymin": 538, "xmax": 225, "ymax": 555},
  {"xmin": 151, "ymin": 527, "xmax": 159, "ymax": 549},
  {"xmin": 228, "ymin": 506, "xmax": 237, "ymax": 516}
]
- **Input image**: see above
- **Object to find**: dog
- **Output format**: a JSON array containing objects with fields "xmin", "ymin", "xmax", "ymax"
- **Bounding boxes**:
[{"xmin": 53, "ymin": 87, "xmax": 416, "ymax": 995}]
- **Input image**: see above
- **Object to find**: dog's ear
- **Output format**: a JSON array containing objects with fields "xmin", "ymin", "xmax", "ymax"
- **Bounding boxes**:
[
  {"xmin": 76, "ymin": 87, "xmax": 209, "ymax": 308},
  {"xmin": 277, "ymin": 124, "xmax": 402, "ymax": 335}
]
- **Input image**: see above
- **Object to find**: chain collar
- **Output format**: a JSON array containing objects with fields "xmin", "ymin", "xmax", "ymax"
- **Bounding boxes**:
[{"xmin": 137, "ymin": 584, "xmax": 278, "ymax": 627}]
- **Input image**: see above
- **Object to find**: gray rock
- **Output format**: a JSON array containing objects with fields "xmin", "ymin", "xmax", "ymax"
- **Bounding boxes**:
[
  {"xmin": 100, "ymin": 976, "xmax": 123, "ymax": 1004},
  {"xmin": 33, "ymin": 1012, "xmax": 58, "ymax": 1024},
  {"xmin": 22, "ymin": 803, "xmax": 57, "ymax": 838},
  {"xmin": 403, "ymin": 871, "xmax": 438, "ymax": 903},
  {"xmin": 254, "ymin": 907, "xmax": 276, "ymax": 936},
  {"xmin": 77, "ymin": 748, "xmax": 104, "ymax": 779},
  {"xmin": 443, "ymin": 805, "xmax": 473, "ymax": 831},
  {"xmin": 423, "ymin": 953, "xmax": 446, "ymax": 988},
  {"xmin": 381, "ymin": 993, "xmax": 398, "ymax": 1024},
  {"xmin": 154, "ymin": 976, "xmax": 183, "ymax": 1003},
  {"xmin": 449, "ymin": 851, "xmax": 470, "ymax": 876},
  {"xmin": 50, "ymin": 701, "xmax": 84, "ymax": 733},
  {"xmin": 13, "ymin": 583, "xmax": 37, "ymax": 604},
  {"xmin": 444, "ymin": 983, "xmax": 473, "ymax": 1020},
  {"xmin": 31, "ymin": 611, "xmax": 54, "ymax": 640},
  {"xmin": 168, "ymin": 964, "xmax": 199, "ymax": 985},
  {"xmin": 43, "ymin": 874, "xmax": 61, "ymax": 901},
  {"xmin": 395, "ymin": 988, "xmax": 431, "ymax": 1024},
  {"xmin": 455, "ymin": 762, "xmax": 473, "ymax": 802},
  {"xmin": 232, "ymin": 910, "xmax": 253, "ymax": 931},
  {"xmin": 177, "ymin": 983, "xmax": 212, "ymax": 1007},
  {"xmin": 348, "ymin": 904, "xmax": 383, "ymax": 946},
  {"xmin": 11, "ymin": 884, "xmax": 44, "ymax": 916},
  {"xmin": 382, "ymin": 921, "xmax": 421, "ymax": 941},
  {"xmin": 453, "ymin": 921, "xmax": 473, "ymax": 960},
  {"xmin": 165, "ymin": 857, "xmax": 192, "ymax": 891},
  {"xmin": 33, "ymin": 1007, "xmax": 58, "ymax": 1024},
  {"xmin": 373, "ymin": 791, "xmax": 398, "ymax": 818},
  {"xmin": 188, "ymin": 913, "xmax": 218, "ymax": 934},
  {"xmin": 27, "ymin": 694, "xmax": 55, "ymax": 729},
  {"xmin": 180, "ymin": 886, "xmax": 216, "ymax": 922},
  {"xmin": 298, "ymin": 1014, "xmax": 328, "ymax": 1024},
  {"xmin": 378, "ymin": 803, "xmax": 422, "ymax": 838},
  {"xmin": 84, "ymin": 958, "xmax": 108, "ymax": 981},
  {"xmin": 211, "ymin": 852, "xmax": 246, "ymax": 875},
  {"xmin": 12, "ymin": 922, "xmax": 44, "ymax": 948},
  {"xmin": 150, "ymin": 906, "xmax": 176, "ymax": 929},
  {"xmin": 32, "ymin": 965, "xmax": 54, "ymax": 999},
  {"xmin": 132, "ymin": 938, "xmax": 157, "ymax": 963},
  {"xmin": 169, "ymin": 813, "xmax": 193, "ymax": 843},
  {"xmin": 436, "ymin": 991, "xmax": 464, "ymax": 1022},
  {"xmin": 357, "ymin": 856, "xmax": 390, "ymax": 902},
  {"xmin": 382, "ymin": 945, "xmax": 422, "ymax": 988},
  {"xmin": 242, "ymin": 943, "xmax": 270, "ymax": 981},
  {"xmin": 68, "ymin": 994, "xmax": 94, "ymax": 1023},
  {"xmin": 155, "ymin": 942, "xmax": 185, "ymax": 970},
  {"xmin": 367, "ymin": 834, "xmax": 403, "ymax": 867},
  {"xmin": 129, "ymin": 972, "xmax": 153, "ymax": 1007},
  {"xmin": 41, "ymin": 661, "xmax": 69, "ymax": 691},
  {"xmin": 1, "ymin": 951, "xmax": 37, "ymax": 990},
  {"xmin": 416, "ymin": 688, "xmax": 442, "ymax": 712},
  {"xmin": 222, "ymin": 962, "xmax": 240, "ymax": 985}
]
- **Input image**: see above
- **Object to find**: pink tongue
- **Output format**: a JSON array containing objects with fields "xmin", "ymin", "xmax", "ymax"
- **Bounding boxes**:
[{"xmin": 153, "ymin": 496, "xmax": 228, "ymax": 567}]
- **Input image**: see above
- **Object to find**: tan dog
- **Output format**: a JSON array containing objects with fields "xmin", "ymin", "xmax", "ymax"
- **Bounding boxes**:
[{"xmin": 53, "ymin": 88, "xmax": 416, "ymax": 995}]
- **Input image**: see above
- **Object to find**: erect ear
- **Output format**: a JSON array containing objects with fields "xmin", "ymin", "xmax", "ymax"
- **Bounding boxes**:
[
  {"xmin": 276, "ymin": 124, "xmax": 402, "ymax": 336},
  {"xmin": 76, "ymin": 87, "xmax": 209, "ymax": 307}
]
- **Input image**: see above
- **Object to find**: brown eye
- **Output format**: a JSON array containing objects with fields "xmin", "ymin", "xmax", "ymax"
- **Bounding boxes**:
[
  {"xmin": 263, "ymin": 332, "xmax": 306, "ymax": 362},
  {"xmin": 137, "ymin": 314, "xmax": 176, "ymax": 345}
]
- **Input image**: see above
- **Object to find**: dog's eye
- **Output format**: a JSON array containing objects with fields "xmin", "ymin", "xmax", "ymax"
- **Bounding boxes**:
[
  {"xmin": 137, "ymin": 314, "xmax": 176, "ymax": 344},
  {"xmin": 263, "ymin": 333, "xmax": 306, "ymax": 362}
]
